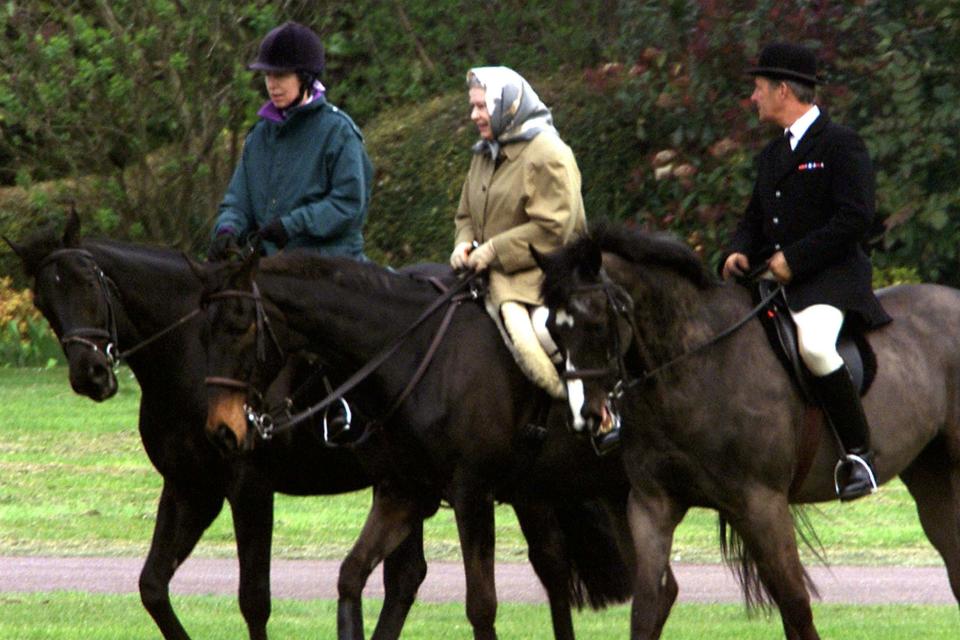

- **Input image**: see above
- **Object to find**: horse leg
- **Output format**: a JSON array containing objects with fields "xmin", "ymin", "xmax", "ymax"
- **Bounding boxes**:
[
  {"xmin": 512, "ymin": 501, "xmax": 574, "ymax": 640},
  {"xmin": 625, "ymin": 489, "xmax": 684, "ymax": 640},
  {"xmin": 451, "ymin": 479, "xmax": 498, "ymax": 640},
  {"xmin": 370, "ymin": 516, "xmax": 429, "ymax": 640},
  {"xmin": 900, "ymin": 442, "xmax": 960, "ymax": 605},
  {"xmin": 729, "ymin": 489, "xmax": 819, "ymax": 640},
  {"xmin": 337, "ymin": 483, "xmax": 425, "ymax": 640},
  {"xmin": 228, "ymin": 472, "xmax": 275, "ymax": 640},
  {"xmin": 139, "ymin": 480, "xmax": 224, "ymax": 640}
]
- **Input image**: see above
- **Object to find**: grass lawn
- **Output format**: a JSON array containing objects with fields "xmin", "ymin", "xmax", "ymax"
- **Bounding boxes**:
[
  {"xmin": 0, "ymin": 367, "xmax": 943, "ymax": 565},
  {"xmin": 0, "ymin": 367, "xmax": 957, "ymax": 637},
  {"xmin": 0, "ymin": 593, "xmax": 956, "ymax": 639}
]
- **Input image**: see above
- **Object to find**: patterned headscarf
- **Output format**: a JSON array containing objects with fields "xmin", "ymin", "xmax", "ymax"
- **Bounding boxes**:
[{"xmin": 467, "ymin": 66, "xmax": 557, "ymax": 160}]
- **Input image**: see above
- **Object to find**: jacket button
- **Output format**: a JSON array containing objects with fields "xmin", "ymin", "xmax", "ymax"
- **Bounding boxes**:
[
  {"xmin": 774, "ymin": 243, "xmax": 781, "ymax": 250},
  {"xmin": 775, "ymin": 190, "xmax": 781, "ymax": 198},
  {"xmin": 773, "ymin": 217, "xmax": 779, "ymax": 224}
]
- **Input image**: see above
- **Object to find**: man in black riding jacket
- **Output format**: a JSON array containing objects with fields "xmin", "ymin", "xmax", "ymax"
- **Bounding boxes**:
[{"xmin": 720, "ymin": 42, "xmax": 891, "ymax": 501}]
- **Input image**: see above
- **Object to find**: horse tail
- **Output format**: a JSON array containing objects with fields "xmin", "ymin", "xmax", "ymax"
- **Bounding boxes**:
[
  {"xmin": 553, "ymin": 498, "xmax": 634, "ymax": 609},
  {"xmin": 718, "ymin": 507, "xmax": 823, "ymax": 611}
]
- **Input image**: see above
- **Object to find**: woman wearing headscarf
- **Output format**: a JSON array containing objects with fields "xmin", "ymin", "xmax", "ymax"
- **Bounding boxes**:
[{"xmin": 451, "ymin": 66, "xmax": 586, "ymax": 400}]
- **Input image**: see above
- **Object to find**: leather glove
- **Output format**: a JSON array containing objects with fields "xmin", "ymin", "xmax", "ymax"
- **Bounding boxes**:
[
  {"xmin": 450, "ymin": 241, "xmax": 473, "ymax": 270},
  {"xmin": 467, "ymin": 240, "xmax": 496, "ymax": 272},
  {"xmin": 258, "ymin": 217, "xmax": 290, "ymax": 248},
  {"xmin": 208, "ymin": 230, "xmax": 239, "ymax": 262}
]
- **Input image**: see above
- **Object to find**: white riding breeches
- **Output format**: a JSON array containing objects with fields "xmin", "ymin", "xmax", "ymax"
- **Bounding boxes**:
[{"xmin": 790, "ymin": 304, "xmax": 845, "ymax": 377}]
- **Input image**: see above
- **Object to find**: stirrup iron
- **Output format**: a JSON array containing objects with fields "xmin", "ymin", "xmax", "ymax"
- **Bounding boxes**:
[{"xmin": 833, "ymin": 452, "xmax": 878, "ymax": 498}]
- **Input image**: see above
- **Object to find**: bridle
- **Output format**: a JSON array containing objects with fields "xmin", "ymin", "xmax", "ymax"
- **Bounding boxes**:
[
  {"xmin": 36, "ymin": 248, "xmax": 121, "ymax": 370},
  {"xmin": 558, "ymin": 277, "xmax": 640, "ymax": 400},
  {"xmin": 202, "ymin": 270, "xmax": 483, "ymax": 443},
  {"xmin": 202, "ymin": 281, "xmax": 286, "ymax": 440},
  {"xmin": 559, "ymin": 273, "xmax": 783, "ymax": 394},
  {"xmin": 35, "ymin": 248, "xmax": 205, "ymax": 368}
]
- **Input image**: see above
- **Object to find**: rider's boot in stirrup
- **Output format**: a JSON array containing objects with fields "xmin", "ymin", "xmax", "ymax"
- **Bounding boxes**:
[{"xmin": 812, "ymin": 366, "xmax": 878, "ymax": 501}]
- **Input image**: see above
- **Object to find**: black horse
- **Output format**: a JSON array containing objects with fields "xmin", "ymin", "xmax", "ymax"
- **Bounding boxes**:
[
  {"xmin": 6, "ymin": 213, "xmax": 432, "ymax": 640},
  {"xmin": 535, "ymin": 224, "xmax": 960, "ymax": 639},
  {"xmin": 8, "ymin": 213, "xmax": 631, "ymax": 640},
  {"xmin": 194, "ymin": 249, "xmax": 636, "ymax": 640}
]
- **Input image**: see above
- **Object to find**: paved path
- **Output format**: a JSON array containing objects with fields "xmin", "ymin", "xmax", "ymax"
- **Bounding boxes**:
[{"xmin": 0, "ymin": 556, "xmax": 954, "ymax": 605}]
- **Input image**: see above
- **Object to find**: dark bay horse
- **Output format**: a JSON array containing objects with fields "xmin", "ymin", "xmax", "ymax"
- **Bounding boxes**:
[
  {"xmin": 194, "ymin": 250, "xmax": 636, "ymax": 640},
  {"xmin": 6, "ymin": 213, "xmax": 431, "ymax": 640},
  {"xmin": 535, "ymin": 224, "xmax": 960, "ymax": 639}
]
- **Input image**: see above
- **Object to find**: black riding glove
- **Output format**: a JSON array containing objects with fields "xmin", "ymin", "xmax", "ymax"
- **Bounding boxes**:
[
  {"xmin": 208, "ymin": 231, "xmax": 239, "ymax": 261},
  {"xmin": 258, "ymin": 218, "xmax": 290, "ymax": 248}
]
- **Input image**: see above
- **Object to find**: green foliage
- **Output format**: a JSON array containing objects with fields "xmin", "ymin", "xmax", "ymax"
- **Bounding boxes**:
[
  {"xmin": 0, "ymin": 276, "xmax": 62, "ymax": 367},
  {"xmin": 611, "ymin": 1, "xmax": 960, "ymax": 282},
  {"xmin": 0, "ymin": 1, "xmax": 957, "ymax": 286}
]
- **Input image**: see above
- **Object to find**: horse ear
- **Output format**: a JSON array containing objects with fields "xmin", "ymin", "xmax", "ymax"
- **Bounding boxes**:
[
  {"xmin": 62, "ymin": 206, "xmax": 81, "ymax": 247},
  {"xmin": 2, "ymin": 235, "xmax": 24, "ymax": 260},
  {"xmin": 183, "ymin": 252, "xmax": 210, "ymax": 287},
  {"xmin": 238, "ymin": 244, "xmax": 261, "ymax": 282},
  {"xmin": 530, "ymin": 243, "xmax": 549, "ymax": 271},
  {"xmin": 582, "ymin": 240, "xmax": 602, "ymax": 278}
]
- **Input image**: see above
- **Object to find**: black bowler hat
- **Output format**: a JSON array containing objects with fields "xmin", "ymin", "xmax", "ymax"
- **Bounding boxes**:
[{"xmin": 746, "ymin": 42, "xmax": 821, "ymax": 85}]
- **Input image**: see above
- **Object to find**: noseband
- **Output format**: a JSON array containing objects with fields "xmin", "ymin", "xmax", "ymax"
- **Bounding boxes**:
[{"xmin": 37, "ymin": 248, "xmax": 120, "ymax": 370}]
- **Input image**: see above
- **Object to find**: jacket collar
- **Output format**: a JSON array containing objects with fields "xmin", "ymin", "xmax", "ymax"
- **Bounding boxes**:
[{"xmin": 775, "ymin": 110, "xmax": 830, "ymax": 184}]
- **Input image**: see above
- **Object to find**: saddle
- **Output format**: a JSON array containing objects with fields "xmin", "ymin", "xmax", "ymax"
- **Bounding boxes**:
[{"xmin": 754, "ymin": 280, "xmax": 877, "ymax": 401}]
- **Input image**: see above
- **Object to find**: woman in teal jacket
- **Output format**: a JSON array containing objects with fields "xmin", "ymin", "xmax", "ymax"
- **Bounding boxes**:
[{"xmin": 210, "ymin": 22, "xmax": 373, "ymax": 259}]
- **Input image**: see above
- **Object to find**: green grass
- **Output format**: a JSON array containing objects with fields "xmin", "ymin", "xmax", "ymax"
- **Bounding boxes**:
[
  {"xmin": 0, "ymin": 367, "xmax": 943, "ymax": 565},
  {"xmin": 0, "ymin": 593, "xmax": 956, "ymax": 639}
]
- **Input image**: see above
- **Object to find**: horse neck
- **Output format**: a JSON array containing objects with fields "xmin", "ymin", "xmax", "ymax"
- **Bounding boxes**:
[
  {"xmin": 626, "ymin": 265, "xmax": 736, "ymax": 370},
  {"xmin": 85, "ymin": 240, "xmax": 201, "ymax": 359},
  {"xmin": 259, "ymin": 263, "xmax": 438, "ymax": 371}
]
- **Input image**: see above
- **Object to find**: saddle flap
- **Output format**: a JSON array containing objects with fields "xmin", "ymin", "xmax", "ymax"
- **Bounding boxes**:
[{"xmin": 756, "ymin": 281, "xmax": 869, "ymax": 400}]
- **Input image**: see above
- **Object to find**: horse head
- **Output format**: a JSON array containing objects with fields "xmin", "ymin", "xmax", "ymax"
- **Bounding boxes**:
[
  {"xmin": 6, "ymin": 209, "xmax": 119, "ymax": 401},
  {"xmin": 192, "ymin": 249, "xmax": 288, "ymax": 454},
  {"xmin": 533, "ymin": 235, "xmax": 633, "ymax": 435}
]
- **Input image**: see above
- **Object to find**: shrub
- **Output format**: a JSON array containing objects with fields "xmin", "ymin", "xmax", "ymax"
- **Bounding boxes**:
[{"xmin": 0, "ymin": 276, "xmax": 62, "ymax": 367}]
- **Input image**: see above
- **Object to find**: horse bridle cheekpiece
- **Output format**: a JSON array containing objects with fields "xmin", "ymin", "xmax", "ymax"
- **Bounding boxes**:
[
  {"xmin": 559, "ymin": 276, "xmax": 642, "ymax": 396},
  {"xmin": 202, "ymin": 282, "xmax": 285, "ymax": 440},
  {"xmin": 37, "ymin": 248, "xmax": 120, "ymax": 371}
]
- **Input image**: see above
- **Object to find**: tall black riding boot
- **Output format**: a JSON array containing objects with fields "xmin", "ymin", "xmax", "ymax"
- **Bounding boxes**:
[{"xmin": 812, "ymin": 366, "xmax": 878, "ymax": 501}]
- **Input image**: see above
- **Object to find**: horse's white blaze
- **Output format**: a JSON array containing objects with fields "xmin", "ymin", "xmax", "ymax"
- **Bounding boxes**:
[
  {"xmin": 565, "ymin": 355, "xmax": 586, "ymax": 431},
  {"xmin": 555, "ymin": 308, "xmax": 575, "ymax": 329}
]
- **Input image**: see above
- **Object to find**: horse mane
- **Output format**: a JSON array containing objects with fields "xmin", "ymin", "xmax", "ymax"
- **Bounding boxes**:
[
  {"xmin": 590, "ymin": 221, "xmax": 716, "ymax": 288},
  {"xmin": 260, "ymin": 250, "xmax": 435, "ymax": 301},
  {"xmin": 541, "ymin": 221, "xmax": 716, "ymax": 309}
]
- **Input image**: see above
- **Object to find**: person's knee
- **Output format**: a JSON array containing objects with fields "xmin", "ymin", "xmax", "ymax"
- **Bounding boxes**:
[{"xmin": 798, "ymin": 339, "xmax": 843, "ymax": 376}]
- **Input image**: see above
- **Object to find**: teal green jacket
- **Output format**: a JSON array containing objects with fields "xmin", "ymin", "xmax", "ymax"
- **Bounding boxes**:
[{"xmin": 213, "ymin": 96, "xmax": 373, "ymax": 258}]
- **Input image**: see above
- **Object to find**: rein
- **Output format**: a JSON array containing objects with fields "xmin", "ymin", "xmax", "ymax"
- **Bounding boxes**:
[
  {"xmin": 562, "ymin": 277, "xmax": 783, "ymax": 392},
  {"xmin": 208, "ymin": 270, "xmax": 483, "ymax": 441}
]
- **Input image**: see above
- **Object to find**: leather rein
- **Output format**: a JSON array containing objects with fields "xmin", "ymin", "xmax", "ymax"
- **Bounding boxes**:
[
  {"xmin": 560, "ymin": 275, "xmax": 783, "ymax": 394},
  {"xmin": 203, "ymin": 270, "xmax": 484, "ymax": 442}
]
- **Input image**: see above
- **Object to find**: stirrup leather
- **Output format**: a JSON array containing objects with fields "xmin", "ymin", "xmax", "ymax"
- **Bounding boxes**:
[{"xmin": 833, "ymin": 452, "xmax": 878, "ymax": 497}]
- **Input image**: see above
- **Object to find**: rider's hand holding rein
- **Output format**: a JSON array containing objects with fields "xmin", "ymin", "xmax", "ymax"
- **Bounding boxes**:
[
  {"xmin": 721, "ymin": 252, "xmax": 750, "ymax": 279},
  {"xmin": 767, "ymin": 250, "xmax": 792, "ymax": 283},
  {"xmin": 450, "ymin": 241, "xmax": 472, "ymax": 270},
  {"xmin": 466, "ymin": 240, "xmax": 496, "ymax": 272}
]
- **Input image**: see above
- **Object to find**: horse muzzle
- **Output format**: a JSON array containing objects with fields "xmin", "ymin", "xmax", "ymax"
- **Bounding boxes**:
[
  {"xmin": 205, "ymin": 389, "xmax": 252, "ymax": 455},
  {"xmin": 67, "ymin": 348, "xmax": 118, "ymax": 402}
]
